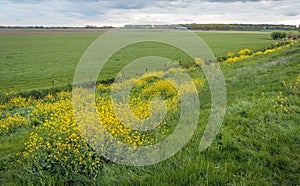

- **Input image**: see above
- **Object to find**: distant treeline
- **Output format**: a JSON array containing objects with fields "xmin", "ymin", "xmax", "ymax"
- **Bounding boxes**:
[
  {"xmin": 125, "ymin": 24, "xmax": 298, "ymax": 31},
  {"xmin": 182, "ymin": 24, "xmax": 297, "ymax": 31}
]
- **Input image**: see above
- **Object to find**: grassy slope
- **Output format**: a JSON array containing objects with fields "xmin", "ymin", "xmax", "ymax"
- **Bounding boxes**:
[
  {"xmin": 92, "ymin": 44, "xmax": 300, "ymax": 185},
  {"xmin": 195, "ymin": 31, "xmax": 274, "ymax": 58},
  {"xmin": 0, "ymin": 42, "xmax": 299, "ymax": 184},
  {"xmin": 0, "ymin": 31, "xmax": 274, "ymax": 94}
]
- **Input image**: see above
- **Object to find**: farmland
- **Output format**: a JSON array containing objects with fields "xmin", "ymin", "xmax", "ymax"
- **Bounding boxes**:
[
  {"xmin": 0, "ymin": 30, "xmax": 299, "ymax": 185},
  {"xmin": 0, "ymin": 30, "xmax": 275, "ymax": 94}
]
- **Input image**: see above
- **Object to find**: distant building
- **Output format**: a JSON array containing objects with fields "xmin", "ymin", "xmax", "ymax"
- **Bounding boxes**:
[
  {"xmin": 124, "ymin": 25, "xmax": 153, "ymax": 29},
  {"xmin": 175, "ymin": 26, "xmax": 188, "ymax": 30},
  {"xmin": 85, "ymin": 25, "xmax": 97, "ymax": 29}
]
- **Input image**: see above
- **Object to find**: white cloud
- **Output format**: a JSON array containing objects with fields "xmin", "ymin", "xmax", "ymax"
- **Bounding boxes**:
[{"xmin": 0, "ymin": 0, "xmax": 299, "ymax": 26}]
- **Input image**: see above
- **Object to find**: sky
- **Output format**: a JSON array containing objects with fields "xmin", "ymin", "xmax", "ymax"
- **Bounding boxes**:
[{"xmin": 0, "ymin": 0, "xmax": 299, "ymax": 27}]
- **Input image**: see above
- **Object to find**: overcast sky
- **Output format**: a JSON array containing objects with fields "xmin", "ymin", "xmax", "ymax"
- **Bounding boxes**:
[{"xmin": 0, "ymin": 0, "xmax": 299, "ymax": 27}]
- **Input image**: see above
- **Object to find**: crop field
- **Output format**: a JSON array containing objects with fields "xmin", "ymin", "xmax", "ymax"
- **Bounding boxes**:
[{"xmin": 0, "ymin": 30, "xmax": 299, "ymax": 185}]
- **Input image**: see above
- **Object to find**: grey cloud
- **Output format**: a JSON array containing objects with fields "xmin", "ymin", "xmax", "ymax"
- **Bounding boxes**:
[
  {"xmin": 282, "ymin": 11, "xmax": 300, "ymax": 17},
  {"xmin": 107, "ymin": 1, "xmax": 149, "ymax": 9},
  {"xmin": 4, "ymin": 0, "xmax": 44, "ymax": 3},
  {"xmin": 204, "ymin": 0, "xmax": 281, "ymax": 2},
  {"xmin": 0, "ymin": 0, "xmax": 299, "ymax": 26}
]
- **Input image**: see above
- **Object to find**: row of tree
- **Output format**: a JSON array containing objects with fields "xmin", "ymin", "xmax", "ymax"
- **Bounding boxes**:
[
  {"xmin": 271, "ymin": 31, "xmax": 300, "ymax": 40},
  {"xmin": 182, "ymin": 24, "xmax": 297, "ymax": 31}
]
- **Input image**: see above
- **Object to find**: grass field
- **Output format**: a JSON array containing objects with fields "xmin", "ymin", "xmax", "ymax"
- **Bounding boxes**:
[
  {"xmin": 0, "ymin": 33, "xmax": 100, "ymax": 93},
  {"xmin": 195, "ymin": 31, "xmax": 275, "ymax": 57},
  {"xmin": 0, "ymin": 30, "xmax": 299, "ymax": 185},
  {"xmin": 0, "ymin": 31, "xmax": 275, "ymax": 94}
]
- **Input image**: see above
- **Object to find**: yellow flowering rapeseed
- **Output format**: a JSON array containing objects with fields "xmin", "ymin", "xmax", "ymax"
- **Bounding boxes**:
[
  {"xmin": 224, "ymin": 40, "xmax": 298, "ymax": 64},
  {"xmin": 283, "ymin": 74, "xmax": 300, "ymax": 93},
  {"xmin": 0, "ymin": 66, "xmax": 207, "ymax": 176},
  {"xmin": 272, "ymin": 91, "xmax": 288, "ymax": 112}
]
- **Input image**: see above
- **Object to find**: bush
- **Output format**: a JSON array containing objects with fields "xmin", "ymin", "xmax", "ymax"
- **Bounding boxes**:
[
  {"xmin": 287, "ymin": 31, "xmax": 300, "ymax": 40},
  {"xmin": 271, "ymin": 31, "xmax": 287, "ymax": 40}
]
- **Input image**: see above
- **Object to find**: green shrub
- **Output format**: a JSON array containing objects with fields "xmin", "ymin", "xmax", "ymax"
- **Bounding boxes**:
[{"xmin": 271, "ymin": 31, "xmax": 287, "ymax": 40}]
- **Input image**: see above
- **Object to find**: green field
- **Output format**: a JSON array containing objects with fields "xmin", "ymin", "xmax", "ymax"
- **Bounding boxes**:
[
  {"xmin": 195, "ymin": 31, "xmax": 275, "ymax": 57},
  {"xmin": 0, "ymin": 31, "xmax": 299, "ymax": 185},
  {"xmin": 0, "ymin": 33, "xmax": 100, "ymax": 93},
  {"xmin": 0, "ymin": 31, "xmax": 275, "ymax": 94}
]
